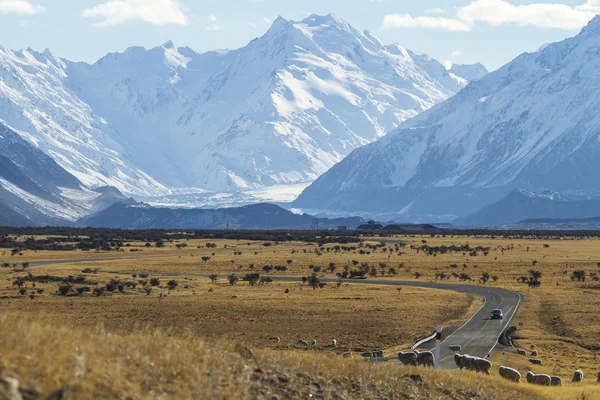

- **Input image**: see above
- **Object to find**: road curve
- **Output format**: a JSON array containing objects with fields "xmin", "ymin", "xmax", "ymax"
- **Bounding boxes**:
[
  {"xmin": 270, "ymin": 277, "xmax": 521, "ymax": 369},
  {"xmin": 28, "ymin": 257, "xmax": 520, "ymax": 369}
]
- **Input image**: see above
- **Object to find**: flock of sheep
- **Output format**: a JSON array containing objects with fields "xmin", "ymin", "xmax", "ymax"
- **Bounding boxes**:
[
  {"xmin": 296, "ymin": 337, "xmax": 598, "ymax": 388},
  {"xmin": 394, "ymin": 345, "xmax": 599, "ymax": 388}
]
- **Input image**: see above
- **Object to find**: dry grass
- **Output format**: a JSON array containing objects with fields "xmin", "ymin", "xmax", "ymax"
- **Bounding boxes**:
[
  {"xmin": 0, "ymin": 315, "xmax": 559, "ymax": 400},
  {"xmin": 3, "ymin": 234, "xmax": 600, "ymax": 398},
  {"xmin": 1, "ymin": 278, "xmax": 473, "ymax": 353}
]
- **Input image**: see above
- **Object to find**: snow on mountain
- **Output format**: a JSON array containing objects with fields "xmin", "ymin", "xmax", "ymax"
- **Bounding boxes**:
[
  {"xmin": 0, "ymin": 46, "xmax": 167, "ymax": 197},
  {"xmin": 63, "ymin": 13, "xmax": 474, "ymax": 196},
  {"xmin": 449, "ymin": 63, "xmax": 488, "ymax": 83},
  {"xmin": 0, "ymin": 122, "xmax": 130, "ymax": 225},
  {"xmin": 294, "ymin": 16, "xmax": 600, "ymax": 221}
]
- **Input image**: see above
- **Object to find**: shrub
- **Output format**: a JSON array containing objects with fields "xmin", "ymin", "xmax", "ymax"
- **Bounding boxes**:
[
  {"xmin": 167, "ymin": 280, "xmax": 179, "ymax": 290},
  {"xmin": 228, "ymin": 274, "xmax": 238, "ymax": 286},
  {"xmin": 150, "ymin": 278, "xmax": 160, "ymax": 287},
  {"xmin": 57, "ymin": 284, "xmax": 73, "ymax": 296},
  {"xmin": 106, "ymin": 282, "xmax": 118, "ymax": 292},
  {"xmin": 93, "ymin": 286, "xmax": 106, "ymax": 296}
]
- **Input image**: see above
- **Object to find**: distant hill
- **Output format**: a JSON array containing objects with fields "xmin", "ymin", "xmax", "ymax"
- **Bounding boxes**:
[
  {"xmin": 78, "ymin": 202, "xmax": 365, "ymax": 230},
  {"xmin": 454, "ymin": 189, "xmax": 600, "ymax": 226}
]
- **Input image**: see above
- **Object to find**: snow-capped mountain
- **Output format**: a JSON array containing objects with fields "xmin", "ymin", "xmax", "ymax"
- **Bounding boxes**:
[
  {"xmin": 0, "ymin": 122, "xmax": 129, "ymax": 225},
  {"xmin": 63, "ymin": 13, "xmax": 478, "ymax": 195},
  {"xmin": 294, "ymin": 16, "xmax": 600, "ymax": 221},
  {"xmin": 0, "ymin": 13, "xmax": 485, "ymax": 220},
  {"xmin": 449, "ymin": 63, "xmax": 488, "ymax": 83},
  {"xmin": 0, "ymin": 47, "xmax": 167, "ymax": 197}
]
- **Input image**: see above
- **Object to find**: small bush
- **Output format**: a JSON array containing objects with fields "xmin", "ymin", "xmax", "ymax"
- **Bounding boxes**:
[
  {"xmin": 150, "ymin": 278, "xmax": 160, "ymax": 287},
  {"xmin": 57, "ymin": 284, "xmax": 73, "ymax": 296}
]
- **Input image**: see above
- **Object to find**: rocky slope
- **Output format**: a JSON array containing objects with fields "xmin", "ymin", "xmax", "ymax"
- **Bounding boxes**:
[{"xmin": 0, "ymin": 123, "xmax": 129, "ymax": 226}]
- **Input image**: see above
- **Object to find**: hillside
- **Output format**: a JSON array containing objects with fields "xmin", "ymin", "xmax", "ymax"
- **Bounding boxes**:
[
  {"xmin": 0, "ymin": 123, "xmax": 129, "ymax": 226},
  {"xmin": 79, "ymin": 202, "xmax": 365, "ymax": 230}
]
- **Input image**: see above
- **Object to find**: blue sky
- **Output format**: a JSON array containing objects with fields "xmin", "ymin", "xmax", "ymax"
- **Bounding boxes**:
[{"xmin": 0, "ymin": 0, "xmax": 597, "ymax": 70}]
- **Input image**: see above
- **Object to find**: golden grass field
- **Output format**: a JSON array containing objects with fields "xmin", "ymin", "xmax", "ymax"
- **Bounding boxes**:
[{"xmin": 2, "ymin": 233, "xmax": 600, "ymax": 398}]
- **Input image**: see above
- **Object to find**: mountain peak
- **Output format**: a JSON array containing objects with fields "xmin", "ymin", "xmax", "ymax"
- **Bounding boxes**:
[
  {"xmin": 301, "ymin": 13, "xmax": 346, "ymax": 27},
  {"xmin": 581, "ymin": 14, "xmax": 600, "ymax": 35},
  {"xmin": 162, "ymin": 40, "xmax": 176, "ymax": 49}
]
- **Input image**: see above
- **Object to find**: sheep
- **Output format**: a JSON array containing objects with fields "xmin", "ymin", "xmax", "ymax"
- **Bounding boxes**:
[
  {"xmin": 529, "ymin": 358, "xmax": 543, "ymax": 366},
  {"xmin": 398, "ymin": 351, "xmax": 418, "ymax": 366},
  {"xmin": 550, "ymin": 376, "xmax": 562, "ymax": 386},
  {"xmin": 361, "ymin": 351, "xmax": 373, "ymax": 358},
  {"xmin": 572, "ymin": 370, "xmax": 584, "ymax": 383},
  {"xmin": 297, "ymin": 339, "xmax": 309, "ymax": 346},
  {"xmin": 499, "ymin": 366, "xmax": 521, "ymax": 383},
  {"xmin": 461, "ymin": 354, "xmax": 476, "ymax": 371},
  {"xmin": 326, "ymin": 339, "xmax": 337, "ymax": 348},
  {"xmin": 454, "ymin": 354, "xmax": 465, "ymax": 370},
  {"xmin": 471, "ymin": 357, "xmax": 492, "ymax": 375},
  {"xmin": 530, "ymin": 350, "xmax": 538, "ymax": 357},
  {"xmin": 448, "ymin": 345, "xmax": 462, "ymax": 353},
  {"xmin": 516, "ymin": 349, "xmax": 527, "ymax": 356},
  {"xmin": 414, "ymin": 350, "xmax": 435, "ymax": 367},
  {"xmin": 342, "ymin": 352, "xmax": 352, "ymax": 358},
  {"xmin": 310, "ymin": 339, "xmax": 317, "ymax": 346},
  {"xmin": 526, "ymin": 371, "xmax": 551, "ymax": 386}
]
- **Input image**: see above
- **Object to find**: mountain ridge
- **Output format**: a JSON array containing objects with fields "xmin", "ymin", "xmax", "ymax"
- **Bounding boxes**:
[{"xmin": 294, "ymin": 16, "xmax": 600, "ymax": 220}]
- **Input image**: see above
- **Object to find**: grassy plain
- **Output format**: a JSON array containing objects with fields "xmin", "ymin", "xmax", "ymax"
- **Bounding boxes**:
[{"xmin": 2, "ymin": 233, "xmax": 600, "ymax": 398}]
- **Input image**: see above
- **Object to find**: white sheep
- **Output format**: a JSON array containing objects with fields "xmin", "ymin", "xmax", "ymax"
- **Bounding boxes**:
[
  {"xmin": 461, "ymin": 354, "xmax": 476, "ymax": 370},
  {"xmin": 526, "ymin": 371, "xmax": 551, "ymax": 386},
  {"xmin": 414, "ymin": 350, "xmax": 435, "ymax": 367},
  {"xmin": 516, "ymin": 349, "xmax": 527, "ymax": 356},
  {"xmin": 297, "ymin": 339, "xmax": 309, "ymax": 346},
  {"xmin": 529, "ymin": 358, "xmax": 543, "ymax": 366},
  {"xmin": 398, "ymin": 351, "xmax": 418, "ymax": 366},
  {"xmin": 454, "ymin": 354, "xmax": 465, "ymax": 370},
  {"xmin": 499, "ymin": 366, "xmax": 521, "ymax": 383},
  {"xmin": 471, "ymin": 357, "xmax": 492, "ymax": 375},
  {"xmin": 550, "ymin": 376, "xmax": 562, "ymax": 386},
  {"xmin": 448, "ymin": 345, "xmax": 462, "ymax": 353},
  {"xmin": 326, "ymin": 339, "xmax": 337, "ymax": 348},
  {"xmin": 530, "ymin": 350, "xmax": 538, "ymax": 357},
  {"xmin": 572, "ymin": 370, "xmax": 584, "ymax": 383},
  {"xmin": 310, "ymin": 339, "xmax": 317, "ymax": 346}
]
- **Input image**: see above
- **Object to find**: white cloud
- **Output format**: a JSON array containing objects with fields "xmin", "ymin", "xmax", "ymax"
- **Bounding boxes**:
[
  {"xmin": 205, "ymin": 24, "xmax": 221, "ymax": 31},
  {"xmin": 209, "ymin": 13, "xmax": 217, "ymax": 22},
  {"xmin": 451, "ymin": 50, "xmax": 462, "ymax": 57},
  {"xmin": 82, "ymin": 0, "xmax": 188, "ymax": 27},
  {"xmin": 383, "ymin": 0, "xmax": 600, "ymax": 32},
  {"xmin": 248, "ymin": 22, "xmax": 258, "ymax": 28},
  {"xmin": 0, "ymin": 0, "xmax": 45, "ymax": 15},
  {"xmin": 425, "ymin": 8, "xmax": 445, "ymax": 15},
  {"xmin": 458, "ymin": 0, "xmax": 596, "ymax": 30},
  {"xmin": 382, "ymin": 13, "xmax": 471, "ymax": 32}
]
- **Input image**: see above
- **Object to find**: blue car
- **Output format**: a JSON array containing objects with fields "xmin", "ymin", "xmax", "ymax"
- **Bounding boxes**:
[{"xmin": 490, "ymin": 309, "xmax": 503, "ymax": 320}]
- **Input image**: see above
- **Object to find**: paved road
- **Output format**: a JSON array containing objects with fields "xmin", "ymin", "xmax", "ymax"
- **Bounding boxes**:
[
  {"xmin": 269, "ymin": 277, "xmax": 521, "ymax": 369},
  {"xmin": 28, "ymin": 256, "xmax": 520, "ymax": 370}
]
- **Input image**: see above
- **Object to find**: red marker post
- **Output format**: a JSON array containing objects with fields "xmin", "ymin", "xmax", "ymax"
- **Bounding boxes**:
[{"xmin": 434, "ymin": 325, "xmax": 442, "ymax": 370}]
